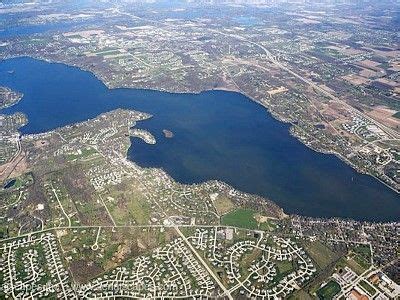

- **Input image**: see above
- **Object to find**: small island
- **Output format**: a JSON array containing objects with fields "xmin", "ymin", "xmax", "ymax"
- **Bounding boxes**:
[{"xmin": 162, "ymin": 129, "xmax": 174, "ymax": 138}]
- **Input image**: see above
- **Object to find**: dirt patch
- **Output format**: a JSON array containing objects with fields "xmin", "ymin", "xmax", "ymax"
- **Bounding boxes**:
[
  {"xmin": 213, "ymin": 194, "xmax": 235, "ymax": 215},
  {"xmin": 355, "ymin": 59, "xmax": 381, "ymax": 70},
  {"xmin": 367, "ymin": 106, "xmax": 400, "ymax": 129},
  {"xmin": 113, "ymin": 243, "xmax": 130, "ymax": 263},
  {"xmin": 137, "ymin": 238, "xmax": 146, "ymax": 250},
  {"xmin": 56, "ymin": 229, "xmax": 68, "ymax": 238},
  {"xmin": 359, "ymin": 68, "xmax": 382, "ymax": 78},
  {"xmin": 33, "ymin": 140, "xmax": 49, "ymax": 149},
  {"xmin": 342, "ymin": 74, "xmax": 370, "ymax": 86},
  {"xmin": 0, "ymin": 152, "xmax": 28, "ymax": 182}
]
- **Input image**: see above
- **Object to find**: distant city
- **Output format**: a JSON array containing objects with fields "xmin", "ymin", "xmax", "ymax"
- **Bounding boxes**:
[{"xmin": 0, "ymin": 0, "xmax": 399, "ymax": 299}]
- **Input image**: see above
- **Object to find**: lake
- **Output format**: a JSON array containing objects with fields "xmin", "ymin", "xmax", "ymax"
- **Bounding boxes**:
[{"xmin": 0, "ymin": 57, "xmax": 399, "ymax": 221}]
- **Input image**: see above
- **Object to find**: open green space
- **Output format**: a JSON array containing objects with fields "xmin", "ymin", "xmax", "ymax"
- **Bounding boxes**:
[
  {"xmin": 351, "ymin": 245, "xmax": 371, "ymax": 270},
  {"xmin": 221, "ymin": 208, "xmax": 257, "ymax": 229},
  {"xmin": 288, "ymin": 290, "xmax": 313, "ymax": 300},
  {"xmin": 109, "ymin": 188, "xmax": 151, "ymax": 225},
  {"xmin": 66, "ymin": 147, "xmax": 98, "ymax": 161},
  {"xmin": 302, "ymin": 241, "xmax": 339, "ymax": 269},
  {"xmin": 359, "ymin": 280, "xmax": 376, "ymax": 296},
  {"xmin": 277, "ymin": 260, "xmax": 294, "ymax": 274},
  {"xmin": 317, "ymin": 280, "xmax": 341, "ymax": 300},
  {"xmin": 258, "ymin": 219, "xmax": 277, "ymax": 231},
  {"xmin": 336, "ymin": 257, "xmax": 365, "ymax": 275}
]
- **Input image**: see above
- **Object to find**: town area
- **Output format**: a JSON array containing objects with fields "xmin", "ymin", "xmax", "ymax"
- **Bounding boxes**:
[
  {"xmin": 0, "ymin": 0, "xmax": 399, "ymax": 298},
  {"xmin": 1, "ymin": 0, "xmax": 399, "ymax": 192},
  {"xmin": 0, "ymin": 108, "xmax": 397, "ymax": 299}
]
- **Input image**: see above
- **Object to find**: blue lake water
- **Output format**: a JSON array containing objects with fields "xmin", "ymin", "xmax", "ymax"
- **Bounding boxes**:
[
  {"xmin": 0, "ymin": 20, "xmax": 96, "ymax": 39},
  {"xmin": 0, "ymin": 57, "xmax": 399, "ymax": 221},
  {"xmin": 0, "ymin": 23, "xmax": 67, "ymax": 38}
]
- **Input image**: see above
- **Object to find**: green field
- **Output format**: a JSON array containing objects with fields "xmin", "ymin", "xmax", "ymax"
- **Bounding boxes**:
[
  {"xmin": 221, "ymin": 208, "xmax": 257, "ymax": 229},
  {"xmin": 276, "ymin": 260, "xmax": 294, "ymax": 274},
  {"xmin": 66, "ymin": 147, "xmax": 98, "ymax": 161},
  {"xmin": 352, "ymin": 245, "xmax": 371, "ymax": 270},
  {"xmin": 359, "ymin": 280, "xmax": 376, "ymax": 296},
  {"xmin": 258, "ymin": 219, "xmax": 278, "ymax": 231},
  {"xmin": 336, "ymin": 257, "xmax": 365, "ymax": 275},
  {"xmin": 288, "ymin": 289, "xmax": 313, "ymax": 300},
  {"xmin": 393, "ymin": 112, "xmax": 400, "ymax": 119},
  {"xmin": 317, "ymin": 280, "xmax": 341, "ymax": 300},
  {"xmin": 302, "ymin": 241, "xmax": 339, "ymax": 269}
]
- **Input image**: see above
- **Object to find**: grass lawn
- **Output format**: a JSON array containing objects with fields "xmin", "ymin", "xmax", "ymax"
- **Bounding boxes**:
[
  {"xmin": 317, "ymin": 280, "xmax": 341, "ymax": 300},
  {"xmin": 353, "ymin": 254, "xmax": 370, "ymax": 271},
  {"xmin": 67, "ymin": 147, "xmax": 97, "ymax": 161},
  {"xmin": 359, "ymin": 280, "xmax": 376, "ymax": 296},
  {"xmin": 127, "ymin": 196, "xmax": 150, "ymax": 224},
  {"xmin": 352, "ymin": 245, "xmax": 371, "ymax": 270},
  {"xmin": 276, "ymin": 260, "xmax": 294, "ymax": 274},
  {"xmin": 288, "ymin": 289, "xmax": 313, "ymax": 300},
  {"xmin": 240, "ymin": 248, "xmax": 262, "ymax": 278},
  {"xmin": 266, "ymin": 260, "xmax": 295, "ymax": 288},
  {"xmin": 342, "ymin": 257, "xmax": 366, "ymax": 275},
  {"xmin": 221, "ymin": 208, "xmax": 257, "ymax": 229},
  {"xmin": 302, "ymin": 241, "xmax": 339, "ymax": 269},
  {"xmin": 353, "ymin": 245, "xmax": 371, "ymax": 257},
  {"xmin": 111, "ymin": 195, "xmax": 150, "ymax": 225},
  {"xmin": 103, "ymin": 243, "xmax": 119, "ymax": 261},
  {"xmin": 256, "ymin": 215, "xmax": 278, "ymax": 231},
  {"xmin": 393, "ymin": 111, "xmax": 400, "ymax": 119}
]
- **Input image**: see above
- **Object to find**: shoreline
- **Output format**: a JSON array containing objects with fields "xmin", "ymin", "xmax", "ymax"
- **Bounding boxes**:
[
  {"xmin": 0, "ymin": 56, "xmax": 399, "ymax": 223},
  {"xmin": 5, "ymin": 54, "xmax": 397, "ymax": 195}
]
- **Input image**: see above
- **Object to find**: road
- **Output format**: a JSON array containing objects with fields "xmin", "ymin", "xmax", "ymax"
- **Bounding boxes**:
[
  {"xmin": 99, "ymin": 194, "xmax": 117, "ymax": 226},
  {"xmin": 0, "ymin": 136, "xmax": 23, "ymax": 182},
  {"xmin": 42, "ymin": 234, "xmax": 69, "ymax": 299},
  {"xmin": 211, "ymin": 29, "xmax": 400, "ymax": 140},
  {"xmin": 175, "ymin": 226, "xmax": 233, "ymax": 300},
  {"xmin": 51, "ymin": 184, "xmax": 71, "ymax": 227}
]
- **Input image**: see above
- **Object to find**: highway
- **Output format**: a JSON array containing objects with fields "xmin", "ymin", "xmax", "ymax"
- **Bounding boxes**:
[
  {"xmin": 211, "ymin": 29, "xmax": 400, "ymax": 140},
  {"xmin": 175, "ymin": 226, "xmax": 234, "ymax": 300}
]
